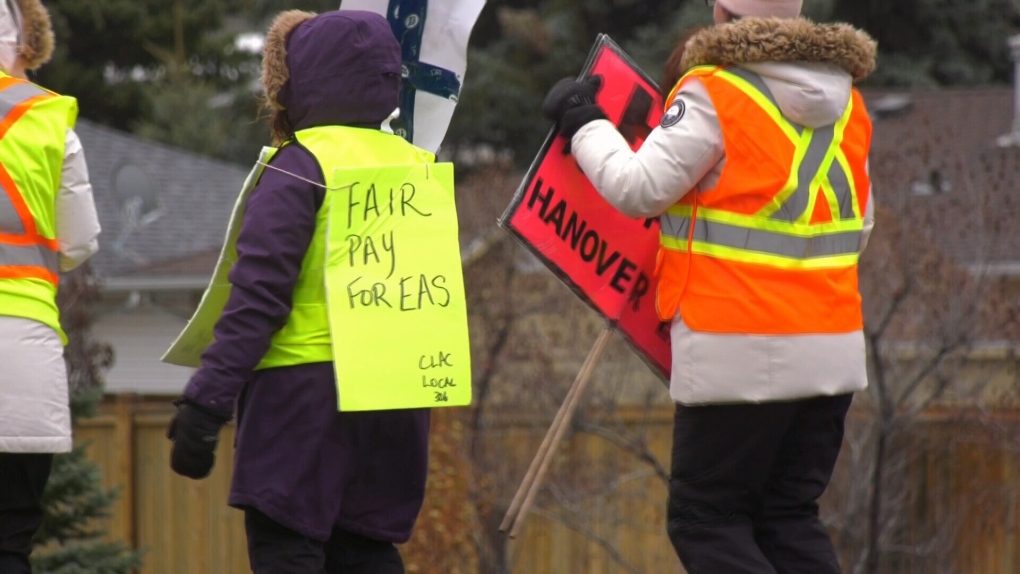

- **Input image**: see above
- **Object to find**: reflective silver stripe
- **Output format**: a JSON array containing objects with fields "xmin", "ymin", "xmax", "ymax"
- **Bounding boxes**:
[
  {"xmin": 660, "ymin": 213, "xmax": 860, "ymax": 258},
  {"xmin": 659, "ymin": 68, "xmax": 862, "ymax": 261},
  {"xmin": 694, "ymin": 218, "xmax": 861, "ymax": 258},
  {"xmin": 0, "ymin": 82, "xmax": 50, "ymax": 234},
  {"xmin": 660, "ymin": 211, "xmax": 691, "ymax": 241},
  {"xmin": 726, "ymin": 67, "xmax": 804, "ymax": 134},
  {"xmin": 724, "ymin": 67, "xmax": 854, "ymax": 223},
  {"xmin": 0, "ymin": 242, "xmax": 58, "ymax": 272},
  {"xmin": 771, "ymin": 125, "xmax": 836, "ymax": 222},
  {"xmin": 0, "ymin": 82, "xmax": 49, "ymax": 116},
  {"xmin": 828, "ymin": 162, "xmax": 856, "ymax": 220}
]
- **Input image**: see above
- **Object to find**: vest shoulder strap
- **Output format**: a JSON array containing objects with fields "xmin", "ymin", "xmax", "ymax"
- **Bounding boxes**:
[{"xmin": 664, "ymin": 65, "xmax": 723, "ymax": 110}]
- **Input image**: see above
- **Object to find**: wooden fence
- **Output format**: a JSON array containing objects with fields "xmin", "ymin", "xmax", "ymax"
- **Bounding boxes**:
[
  {"xmin": 76, "ymin": 398, "xmax": 250, "ymax": 573},
  {"xmin": 75, "ymin": 397, "xmax": 1020, "ymax": 574},
  {"xmin": 75, "ymin": 398, "xmax": 678, "ymax": 574}
]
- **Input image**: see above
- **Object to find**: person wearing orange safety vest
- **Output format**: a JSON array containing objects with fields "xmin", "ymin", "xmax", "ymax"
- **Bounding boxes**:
[
  {"xmin": 0, "ymin": 1, "xmax": 101, "ymax": 572},
  {"xmin": 541, "ymin": 0, "xmax": 876, "ymax": 572}
]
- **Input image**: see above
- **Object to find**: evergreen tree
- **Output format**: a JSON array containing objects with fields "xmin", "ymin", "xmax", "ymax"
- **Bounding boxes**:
[
  {"xmin": 833, "ymin": 0, "xmax": 1020, "ymax": 87},
  {"xmin": 36, "ymin": 0, "xmax": 241, "ymax": 130},
  {"xmin": 30, "ymin": 265, "xmax": 143, "ymax": 574},
  {"xmin": 36, "ymin": 1, "xmax": 345, "ymax": 165}
]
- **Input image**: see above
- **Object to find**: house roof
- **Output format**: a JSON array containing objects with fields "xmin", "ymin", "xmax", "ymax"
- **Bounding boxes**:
[
  {"xmin": 76, "ymin": 119, "xmax": 251, "ymax": 279},
  {"xmin": 862, "ymin": 87, "xmax": 1020, "ymax": 266},
  {"xmin": 116, "ymin": 248, "xmax": 221, "ymax": 278},
  {"xmin": 101, "ymin": 248, "xmax": 222, "ymax": 292}
]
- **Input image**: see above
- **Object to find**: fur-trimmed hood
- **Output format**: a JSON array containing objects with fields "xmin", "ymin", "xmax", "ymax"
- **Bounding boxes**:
[
  {"xmin": 674, "ymin": 18, "xmax": 876, "ymax": 128},
  {"xmin": 261, "ymin": 10, "xmax": 316, "ymax": 114},
  {"xmin": 0, "ymin": 0, "xmax": 54, "ymax": 72},
  {"xmin": 678, "ymin": 17, "xmax": 876, "ymax": 82},
  {"xmin": 16, "ymin": 0, "xmax": 53, "ymax": 71},
  {"xmin": 261, "ymin": 10, "xmax": 401, "ymax": 136}
]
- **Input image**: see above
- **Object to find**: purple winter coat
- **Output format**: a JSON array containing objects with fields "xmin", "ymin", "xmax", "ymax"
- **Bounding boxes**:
[{"xmin": 182, "ymin": 11, "xmax": 430, "ymax": 543}]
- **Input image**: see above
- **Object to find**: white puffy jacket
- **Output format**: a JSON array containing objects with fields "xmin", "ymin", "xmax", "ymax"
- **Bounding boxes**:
[
  {"xmin": 0, "ymin": 128, "xmax": 101, "ymax": 453},
  {"xmin": 571, "ymin": 18, "xmax": 877, "ymax": 405}
]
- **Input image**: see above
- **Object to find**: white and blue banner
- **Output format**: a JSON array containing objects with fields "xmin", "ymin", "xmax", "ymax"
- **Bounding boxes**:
[{"xmin": 340, "ymin": 0, "xmax": 486, "ymax": 154}]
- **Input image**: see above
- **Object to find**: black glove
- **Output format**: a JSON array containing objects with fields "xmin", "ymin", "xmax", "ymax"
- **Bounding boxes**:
[
  {"xmin": 166, "ymin": 398, "xmax": 229, "ymax": 480},
  {"xmin": 541, "ymin": 76, "xmax": 607, "ymax": 139}
]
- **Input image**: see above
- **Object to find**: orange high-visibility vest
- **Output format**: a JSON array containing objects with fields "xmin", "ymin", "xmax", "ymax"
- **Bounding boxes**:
[
  {"xmin": 656, "ymin": 65, "xmax": 871, "ymax": 334},
  {"xmin": 0, "ymin": 73, "xmax": 77, "ymax": 342}
]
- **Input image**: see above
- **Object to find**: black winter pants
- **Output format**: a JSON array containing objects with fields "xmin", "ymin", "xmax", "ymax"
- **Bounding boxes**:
[
  {"xmin": 0, "ymin": 452, "xmax": 53, "ymax": 574},
  {"xmin": 244, "ymin": 507, "xmax": 405, "ymax": 574},
  {"xmin": 667, "ymin": 393, "xmax": 853, "ymax": 574}
]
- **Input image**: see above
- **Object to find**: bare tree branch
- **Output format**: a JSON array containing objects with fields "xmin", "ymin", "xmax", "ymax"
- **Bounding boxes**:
[
  {"xmin": 574, "ymin": 421, "xmax": 670, "ymax": 483},
  {"xmin": 527, "ymin": 506, "xmax": 643, "ymax": 574}
]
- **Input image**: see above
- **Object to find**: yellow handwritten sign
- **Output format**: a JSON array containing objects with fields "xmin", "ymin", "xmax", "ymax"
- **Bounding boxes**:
[{"xmin": 324, "ymin": 163, "xmax": 471, "ymax": 411}]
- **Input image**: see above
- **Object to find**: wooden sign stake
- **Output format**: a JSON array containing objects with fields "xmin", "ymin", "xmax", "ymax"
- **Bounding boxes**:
[{"xmin": 499, "ymin": 323, "xmax": 614, "ymax": 538}]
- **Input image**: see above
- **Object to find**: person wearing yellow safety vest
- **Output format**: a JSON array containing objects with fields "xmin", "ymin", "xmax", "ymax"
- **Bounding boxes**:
[
  {"xmin": 0, "ymin": 0, "xmax": 101, "ymax": 572},
  {"xmin": 164, "ymin": 10, "xmax": 432, "ymax": 573},
  {"xmin": 541, "ymin": 0, "xmax": 877, "ymax": 572}
]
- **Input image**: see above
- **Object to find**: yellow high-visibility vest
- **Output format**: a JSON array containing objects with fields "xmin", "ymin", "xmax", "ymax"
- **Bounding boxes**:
[
  {"xmin": 0, "ymin": 73, "xmax": 77, "ymax": 343},
  {"xmin": 251, "ymin": 126, "xmax": 435, "ymax": 368}
]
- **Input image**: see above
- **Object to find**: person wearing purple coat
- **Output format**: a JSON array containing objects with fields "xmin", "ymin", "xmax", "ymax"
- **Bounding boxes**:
[{"xmin": 164, "ymin": 10, "xmax": 431, "ymax": 573}]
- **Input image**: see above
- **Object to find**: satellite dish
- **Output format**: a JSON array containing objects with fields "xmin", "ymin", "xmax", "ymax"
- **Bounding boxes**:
[
  {"xmin": 870, "ymin": 94, "xmax": 914, "ymax": 119},
  {"xmin": 111, "ymin": 163, "xmax": 165, "ymax": 263},
  {"xmin": 112, "ymin": 163, "xmax": 163, "ymax": 225},
  {"xmin": 113, "ymin": 164, "xmax": 154, "ymax": 209}
]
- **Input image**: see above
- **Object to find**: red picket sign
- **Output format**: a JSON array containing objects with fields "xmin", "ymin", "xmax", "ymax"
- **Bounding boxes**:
[{"xmin": 500, "ymin": 35, "xmax": 670, "ymax": 380}]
